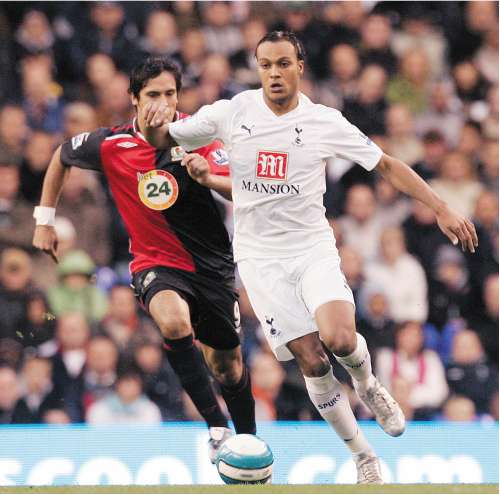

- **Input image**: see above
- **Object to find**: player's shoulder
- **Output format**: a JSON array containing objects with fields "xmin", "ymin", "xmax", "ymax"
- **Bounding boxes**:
[{"xmin": 309, "ymin": 102, "xmax": 343, "ymax": 121}]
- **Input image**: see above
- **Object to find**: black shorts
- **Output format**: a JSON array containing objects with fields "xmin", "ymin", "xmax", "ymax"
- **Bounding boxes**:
[{"xmin": 131, "ymin": 266, "xmax": 240, "ymax": 350}]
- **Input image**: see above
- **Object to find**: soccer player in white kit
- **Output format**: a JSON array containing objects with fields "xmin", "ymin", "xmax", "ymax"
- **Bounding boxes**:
[{"xmin": 142, "ymin": 32, "xmax": 478, "ymax": 483}]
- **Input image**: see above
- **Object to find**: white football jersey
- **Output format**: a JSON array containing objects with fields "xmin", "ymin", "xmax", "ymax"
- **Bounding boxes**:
[{"xmin": 170, "ymin": 89, "xmax": 383, "ymax": 261}]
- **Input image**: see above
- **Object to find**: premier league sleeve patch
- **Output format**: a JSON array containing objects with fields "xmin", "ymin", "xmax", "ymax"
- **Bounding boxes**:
[
  {"xmin": 170, "ymin": 146, "xmax": 186, "ymax": 162},
  {"xmin": 211, "ymin": 148, "xmax": 229, "ymax": 166},
  {"xmin": 138, "ymin": 170, "xmax": 179, "ymax": 210}
]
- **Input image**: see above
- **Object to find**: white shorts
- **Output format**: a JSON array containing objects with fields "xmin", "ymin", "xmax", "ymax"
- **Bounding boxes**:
[{"xmin": 237, "ymin": 243, "xmax": 355, "ymax": 361}]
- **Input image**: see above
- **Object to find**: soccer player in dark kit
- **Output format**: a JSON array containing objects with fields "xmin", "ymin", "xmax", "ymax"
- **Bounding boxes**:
[{"xmin": 32, "ymin": 57, "xmax": 255, "ymax": 461}]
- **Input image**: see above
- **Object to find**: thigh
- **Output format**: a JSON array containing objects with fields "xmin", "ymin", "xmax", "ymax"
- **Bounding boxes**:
[
  {"xmin": 148, "ymin": 289, "xmax": 192, "ymax": 330},
  {"xmin": 300, "ymin": 251, "xmax": 355, "ymax": 317},
  {"xmin": 238, "ymin": 258, "xmax": 316, "ymax": 362},
  {"xmin": 191, "ymin": 276, "xmax": 241, "ymax": 351}
]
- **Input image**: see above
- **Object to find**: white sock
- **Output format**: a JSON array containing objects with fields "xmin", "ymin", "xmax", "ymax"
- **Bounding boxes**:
[
  {"xmin": 334, "ymin": 333, "xmax": 375, "ymax": 393},
  {"xmin": 304, "ymin": 367, "xmax": 373, "ymax": 456}
]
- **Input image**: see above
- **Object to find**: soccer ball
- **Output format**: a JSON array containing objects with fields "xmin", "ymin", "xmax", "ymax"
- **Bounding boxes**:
[{"xmin": 216, "ymin": 434, "xmax": 274, "ymax": 484}]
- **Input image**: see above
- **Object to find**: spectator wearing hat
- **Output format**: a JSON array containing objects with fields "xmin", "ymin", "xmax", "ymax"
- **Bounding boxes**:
[{"xmin": 47, "ymin": 249, "xmax": 108, "ymax": 323}]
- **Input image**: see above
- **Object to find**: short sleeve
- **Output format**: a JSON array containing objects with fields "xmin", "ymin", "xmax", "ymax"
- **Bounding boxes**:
[
  {"xmin": 196, "ymin": 140, "xmax": 230, "ymax": 177},
  {"xmin": 319, "ymin": 110, "xmax": 383, "ymax": 171},
  {"xmin": 170, "ymin": 100, "xmax": 231, "ymax": 151},
  {"xmin": 60, "ymin": 128, "xmax": 110, "ymax": 171}
]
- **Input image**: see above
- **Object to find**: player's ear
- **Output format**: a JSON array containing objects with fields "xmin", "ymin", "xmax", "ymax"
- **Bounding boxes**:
[
  {"xmin": 130, "ymin": 93, "xmax": 139, "ymax": 107},
  {"xmin": 298, "ymin": 60, "xmax": 304, "ymax": 76}
]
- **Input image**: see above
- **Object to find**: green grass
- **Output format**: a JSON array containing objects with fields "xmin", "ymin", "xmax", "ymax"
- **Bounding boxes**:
[{"xmin": 0, "ymin": 485, "xmax": 497, "ymax": 494}]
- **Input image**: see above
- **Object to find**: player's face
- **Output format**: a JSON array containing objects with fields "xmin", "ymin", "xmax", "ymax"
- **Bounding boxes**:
[
  {"xmin": 256, "ymin": 40, "xmax": 304, "ymax": 109},
  {"xmin": 132, "ymin": 71, "xmax": 178, "ymax": 131}
]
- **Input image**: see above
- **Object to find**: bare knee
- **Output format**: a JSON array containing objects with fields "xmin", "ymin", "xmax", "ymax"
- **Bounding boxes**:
[
  {"xmin": 322, "ymin": 325, "xmax": 357, "ymax": 356},
  {"xmin": 155, "ymin": 313, "xmax": 192, "ymax": 339}
]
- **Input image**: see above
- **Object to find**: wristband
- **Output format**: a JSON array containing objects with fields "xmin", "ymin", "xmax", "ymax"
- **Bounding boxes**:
[{"xmin": 33, "ymin": 206, "xmax": 56, "ymax": 226}]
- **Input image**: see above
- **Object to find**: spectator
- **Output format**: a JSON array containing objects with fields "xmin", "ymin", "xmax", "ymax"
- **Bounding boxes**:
[
  {"xmin": 20, "ymin": 290, "xmax": 56, "ymax": 352},
  {"xmin": 0, "ymin": 160, "xmax": 33, "ymax": 251},
  {"xmin": 415, "ymin": 81, "xmax": 464, "ymax": 148},
  {"xmin": 20, "ymin": 130, "xmax": 54, "ymax": 204},
  {"xmin": 427, "ymin": 246, "xmax": 471, "ymax": 329},
  {"xmin": 48, "ymin": 250, "xmax": 108, "ymax": 323},
  {"xmin": 457, "ymin": 121, "xmax": 483, "ymax": 166},
  {"xmin": 337, "ymin": 184, "xmax": 383, "ymax": 263},
  {"xmin": 385, "ymin": 104, "xmax": 424, "ymax": 166},
  {"xmin": 343, "ymin": 64, "xmax": 388, "ymax": 137},
  {"xmin": 478, "ymin": 139, "xmax": 499, "ymax": 194},
  {"xmin": 250, "ymin": 350, "xmax": 285, "ymax": 421},
  {"xmin": 138, "ymin": 10, "xmax": 179, "ymax": 59},
  {"xmin": 43, "ymin": 408, "xmax": 71, "ymax": 424},
  {"xmin": 316, "ymin": 44, "xmax": 360, "ymax": 109},
  {"xmin": 84, "ymin": 53, "xmax": 117, "ymax": 103},
  {"xmin": 453, "ymin": 61, "xmax": 489, "ymax": 108},
  {"xmin": 230, "ymin": 18, "xmax": 267, "ymax": 89},
  {"xmin": 0, "ymin": 104, "xmax": 29, "ymax": 160},
  {"xmin": 357, "ymin": 287, "xmax": 395, "ymax": 353},
  {"xmin": 0, "ymin": 365, "xmax": 19, "ymax": 423},
  {"xmin": 430, "ymin": 151, "xmax": 484, "ymax": 218},
  {"xmin": 201, "ymin": 2, "xmax": 243, "ymax": 57},
  {"xmin": 87, "ymin": 369, "xmax": 161, "ymax": 424},
  {"xmin": 467, "ymin": 274, "xmax": 499, "ymax": 366},
  {"xmin": 94, "ymin": 72, "xmax": 133, "ymax": 127},
  {"xmin": 0, "ymin": 338, "xmax": 24, "ymax": 370},
  {"xmin": 359, "ymin": 14, "xmax": 397, "ymax": 75},
  {"xmin": 57, "ymin": 167, "xmax": 111, "ymax": 265},
  {"xmin": 99, "ymin": 285, "xmax": 157, "ymax": 353},
  {"xmin": 338, "ymin": 245, "xmax": 364, "ymax": 304},
  {"xmin": 387, "ymin": 48, "xmax": 431, "ymax": 114},
  {"xmin": 0, "ymin": 248, "xmax": 34, "ymax": 342},
  {"xmin": 82, "ymin": 335, "xmax": 119, "ymax": 413},
  {"xmin": 481, "ymin": 86, "xmax": 498, "ymax": 140},
  {"xmin": 62, "ymin": 102, "xmax": 98, "ymax": 139},
  {"xmin": 442, "ymin": 395, "xmax": 477, "ymax": 422},
  {"xmin": 376, "ymin": 321, "xmax": 449, "ymax": 420},
  {"xmin": 11, "ymin": 356, "xmax": 62, "ymax": 423},
  {"xmin": 373, "ymin": 176, "xmax": 412, "ymax": 227},
  {"xmin": 412, "ymin": 130, "xmax": 448, "ymax": 181},
  {"xmin": 175, "ymin": 28, "xmax": 207, "ymax": 87},
  {"xmin": 133, "ymin": 341, "xmax": 186, "ymax": 421},
  {"xmin": 365, "ymin": 227, "xmax": 428, "ymax": 323},
  {"xmin": 50, "ymin": 312, "xmax": 91, "ymax": 422},
  {"xmin": 446, "ymin": 329, "xmax": 498, "ymax": 414},
  {"xmin": 80, "ymin": 2, "xmax": 140, "ymax": 74},
  {"xmin": 473, "ymin": 191, "xmax": 498, "ymax": 251},
  {"xmin": 21, "ymin": 54, "xmax": 65, "ymax": 134}
]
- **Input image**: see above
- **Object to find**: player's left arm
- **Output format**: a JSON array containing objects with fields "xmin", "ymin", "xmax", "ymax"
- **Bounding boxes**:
[
  {"xmin": 182, "ymin": 153, "xmax": 232, "ymax": 201},
  {"xmin": 376, "ymin": 153, "xmax": 478, "ymax": 252}
]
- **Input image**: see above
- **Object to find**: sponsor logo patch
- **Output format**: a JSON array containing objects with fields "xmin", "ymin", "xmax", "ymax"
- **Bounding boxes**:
[
  {"xmin": 211, "ymin": 148, "xmax": 229, "ymax": 167},
  {"xmin": 256, "ymin": 151, "xmax": 288, "ymax": 181},
  {"xmin": 71, "ymin": 132, "xmax": 90, "ymax": 150},
  {"xmin": 117, "ymin": 141, "xmax": 137, "ymax": 148},
  {"xmin": 138, "ymin": 170, "xmax": 179, "ymax": 210},
  {"xmin": 142, "ymin": 271, "xmax": 157, "ymax": 289}
]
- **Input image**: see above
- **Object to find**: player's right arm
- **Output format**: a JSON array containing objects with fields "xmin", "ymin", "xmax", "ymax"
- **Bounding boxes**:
[
  {"xmin": 32, "ymin": 130, "xmax": 105, "ymax": 262},
  {"xmin": 32, "ymin": 146, "xmax": 69, "ymax": 262}
]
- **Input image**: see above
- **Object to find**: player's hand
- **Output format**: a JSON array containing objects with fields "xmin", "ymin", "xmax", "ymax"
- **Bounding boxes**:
[
  {"xmin": 142, "ymin": 102, "xmax": 175, "ymax": 129},
  {"xmin": 32, "ymin": 225, "xmax": 59, "ymax": 263},
  {"xmin": 182, "ymin": 153, "xmax": 211, "ymax": 186},
  {"xmin": 436, "ymin": 203, "xmax": 478, "ymax": 253}
]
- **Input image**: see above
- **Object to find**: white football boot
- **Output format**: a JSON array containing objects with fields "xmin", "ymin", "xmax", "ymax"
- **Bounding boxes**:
[
  {"xmin": 356, "ymin": 377, "xmax": 406, "ymax": 437},
  {"xmin": 355, "ymin": 453, "xmax": 383, "ymax": 484},
  {"xmin": 208, "ymin": 426, "xmax": 233, "ymax": 464}
]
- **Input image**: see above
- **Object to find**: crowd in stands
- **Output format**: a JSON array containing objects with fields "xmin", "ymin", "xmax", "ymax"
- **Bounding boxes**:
[{"xmin": 0, "ymin": 1, "xmax": 497, "ymax": 426}]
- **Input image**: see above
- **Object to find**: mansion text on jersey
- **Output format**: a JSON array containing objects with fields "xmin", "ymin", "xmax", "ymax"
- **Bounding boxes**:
[{"xmin": 242, "ymin": 180, "xmax": 301, "ymax": 195}]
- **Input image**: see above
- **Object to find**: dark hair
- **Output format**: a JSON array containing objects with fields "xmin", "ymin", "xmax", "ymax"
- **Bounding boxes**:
[
  {"xmin": 128, "ymin": 56, "xmax": 182, "ymax": 98},
  {"xmin": 254, "ymin": 30, "xmax": 306, "ymax": 62}
]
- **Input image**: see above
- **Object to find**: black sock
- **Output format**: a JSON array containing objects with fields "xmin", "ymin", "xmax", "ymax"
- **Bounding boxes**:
[
  {"xmin": 163, "ymin": 335, "xmax": 228, "ymax": 428},
  {"xmin": 220, "ymin": 366, "xmax": 256, "ymax": 435}
]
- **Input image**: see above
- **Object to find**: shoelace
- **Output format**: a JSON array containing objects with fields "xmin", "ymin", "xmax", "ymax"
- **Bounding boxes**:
[{"xmin": 358, "ymin": 457, "xmax": 381, "ymax": 483}]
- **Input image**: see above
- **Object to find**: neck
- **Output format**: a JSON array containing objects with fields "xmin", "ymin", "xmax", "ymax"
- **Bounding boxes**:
[{"xmin": 263, "ymin": 92, "xmax": 299, "ymax": 116}]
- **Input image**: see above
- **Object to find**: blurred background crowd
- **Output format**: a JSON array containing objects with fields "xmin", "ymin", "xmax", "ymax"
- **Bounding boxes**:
[{"xmin": 0, "ymin": 1, "xmax": 497, "ymax": 427}]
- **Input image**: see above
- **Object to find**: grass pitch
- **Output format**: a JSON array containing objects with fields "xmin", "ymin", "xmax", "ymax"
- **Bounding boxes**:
[{"xmin": 0, "ymin": 485, "xmax": 497, "ymax": 494}]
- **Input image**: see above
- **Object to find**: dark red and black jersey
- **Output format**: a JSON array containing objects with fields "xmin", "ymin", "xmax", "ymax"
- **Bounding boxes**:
[{"xmin": 60, "ymin": 114, "xmax": 234, "ymax": 280}]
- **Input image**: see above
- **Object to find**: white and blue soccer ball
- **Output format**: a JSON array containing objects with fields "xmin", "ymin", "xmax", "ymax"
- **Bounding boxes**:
[{"xmin": 216, "ymin": 434, "xmax": 274, "ymax": 484}]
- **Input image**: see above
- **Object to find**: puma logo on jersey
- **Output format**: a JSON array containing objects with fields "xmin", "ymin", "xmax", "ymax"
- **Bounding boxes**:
[
  {"xmin": 117, "ymin": 141, "xmax": 137, "ymax": 148},
  {"xmin": 256, "ymin": 151, "xmax": 288, "ymax": 180},
  {"xmin": 241, "ymin": 124, "xmax": 254, "ymax": 135}
]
